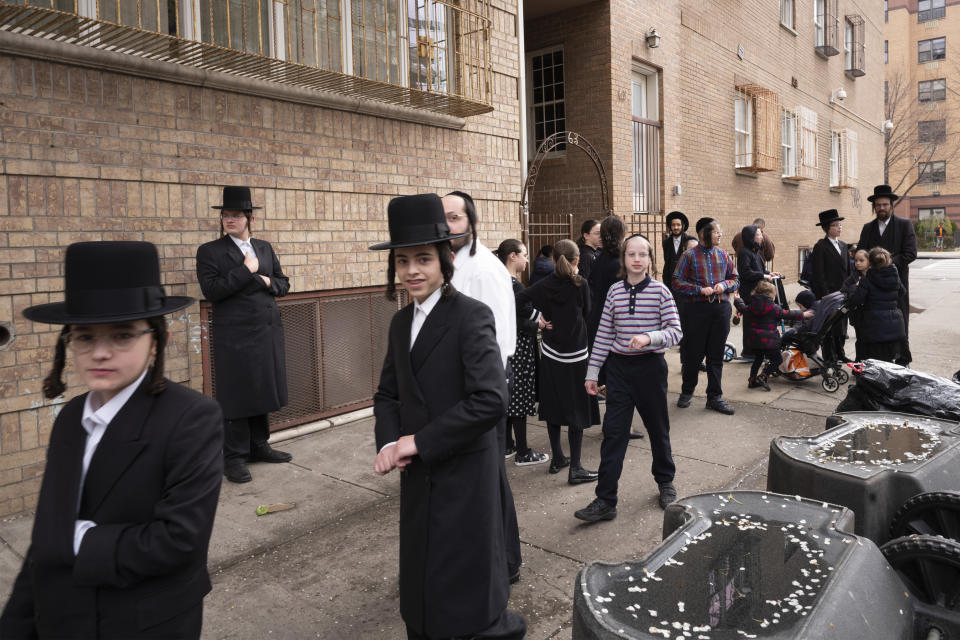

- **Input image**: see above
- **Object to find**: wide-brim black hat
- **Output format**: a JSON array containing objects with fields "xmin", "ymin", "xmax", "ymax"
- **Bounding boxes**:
[
  {"xmin": 23, "ymin": 242, "xmax": 194, "ymax": 324},
  {"xmin": 369, "ymin": 194, "xmax": 469, "ymax": 250},
  {"xmin": 867, "ymin": 184, "xmax": 899, "ymax": 203},
  {"xmin": 211, "ymin": 185, "xmax": 262, "ymax": 210},
  {"xmin": 666, "ymin": 211, "xmax": 689, "ymax": 232},
  {"xmin": 816, "ymin": 209, "xmax": 845, "ymax": 227},
  {"xmin": 695, "ymin": 217, "xmax": 716, "ymax": 234}
]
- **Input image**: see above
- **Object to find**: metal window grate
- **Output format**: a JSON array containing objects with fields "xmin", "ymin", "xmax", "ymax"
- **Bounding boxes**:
[
  {"xmin": 201, "ymin": 286, "xmax": 403, "ymax": 432},
  {"xmin": 735, "ymin": 84, "xmax": 780, "ymax": 173},
  {"xmin": 0, "ymin": 1, "xmax": 493, "ymax": 117}
]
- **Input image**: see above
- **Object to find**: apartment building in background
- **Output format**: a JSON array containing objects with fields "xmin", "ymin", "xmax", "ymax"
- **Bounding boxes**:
[
  {"xmin": 0, "ymin": 0, "xmax": 883, "ymax": 516},
  {"xmin": 885, "ymin": 0, "xmax": 960, "ymax": 226}
]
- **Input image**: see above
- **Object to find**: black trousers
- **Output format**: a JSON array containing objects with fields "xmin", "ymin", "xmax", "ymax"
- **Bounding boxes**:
[
  {"xmin": 596, "ymin": 353, "xmax": 675, "ymax": 506},
  {"xmin": 679, "ymin": 300, "xmax": 731, "ymax": 399},
  {"xmin": 406, "ymin": 609, "xmax": 527, "ymax": 639},
  {"xmin": 750, "ymin": 348, "xmax": 783, "ymax": 378},
  {"xmin": 898, "ymin": 291, "xmax": 912, "ymax": 365},
  {"xmin": 224, "ymin": 413, "xmax": 270, "ymax": 467}
]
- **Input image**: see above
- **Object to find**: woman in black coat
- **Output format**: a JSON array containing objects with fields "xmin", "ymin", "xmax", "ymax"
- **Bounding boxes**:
[
  {"xmin": 736, "ymin": 225, "xmax": 778, "ymax": 357},
  {"xmin": 847, "ymin": 248, "xmax": 906, "ymax": 363}
]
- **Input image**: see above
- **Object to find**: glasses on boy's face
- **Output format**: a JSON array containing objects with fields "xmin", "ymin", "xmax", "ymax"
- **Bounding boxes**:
[{"xmin": 65, "ymin": 329, "xmax": 155, "ymax": 354}]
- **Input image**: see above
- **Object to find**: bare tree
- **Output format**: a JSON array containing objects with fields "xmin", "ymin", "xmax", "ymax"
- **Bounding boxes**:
[{"xmin": 884, "ymin": 70, "xmax": 960, "ymax": 201}]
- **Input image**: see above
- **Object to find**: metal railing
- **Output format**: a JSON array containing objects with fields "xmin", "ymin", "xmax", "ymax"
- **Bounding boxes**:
[
  {"xmin": 0, "ymin": 0, "xmax": 493, "ymax": 117},
  {"xmin": 632, "ymin": 118, "xmax": 662, "ymax": 216},
  {"xmin": 520, "ymin": 211, "xmax": 573, "ymax": 283}
]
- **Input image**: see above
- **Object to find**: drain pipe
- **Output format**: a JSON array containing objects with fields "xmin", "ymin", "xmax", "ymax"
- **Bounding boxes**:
[{"xmin": 517, "ymin": 0, "xmax": 528, "ymax": 195}]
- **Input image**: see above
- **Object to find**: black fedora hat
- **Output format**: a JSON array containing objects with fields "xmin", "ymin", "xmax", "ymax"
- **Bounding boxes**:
[
  {"xmin": 369, "ymin": 194, "xmax": 469, "ymax": 250},
  {"xmin": 211, "ymin": 186, "xmax": 262, "ymax": 211},
  {"xmin": 665, "ymin": 211, "xmax": 689, "ymax": 233},
  {"xmin": 695, "ymin": 217, "xmax": 716, "ymax": 234},
  {"xmin": 23, "ymin": 242, "xmax": 194, "ymax": 325},
  {"xmin": 816, "ymin": 209, "xmax": 845, "ymax": 228},
  {"xmin": 867, "ymin": 184, "xmax": 899, "ymax": 203}
]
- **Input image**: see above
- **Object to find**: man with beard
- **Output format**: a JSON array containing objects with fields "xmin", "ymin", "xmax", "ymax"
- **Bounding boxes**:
[
  {"xmin": 442, "ymin": 190, "xmax": 523, "ymax": 583},
  {"xmin": 661, "ymin": 211, "xmax": 693, "ymax": 291},
  {"xmin": 857, "ymin": 185, "xmax": 917, "ymax": 366}
]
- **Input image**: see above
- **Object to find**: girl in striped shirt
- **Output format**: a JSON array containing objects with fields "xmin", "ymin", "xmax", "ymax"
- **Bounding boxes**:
[{"xmin": 576, "ymin": 234, "xmax": 683, "ymax": 522}]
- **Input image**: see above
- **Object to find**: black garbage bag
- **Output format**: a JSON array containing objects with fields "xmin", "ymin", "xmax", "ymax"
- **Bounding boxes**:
[
  {"xmin": 836, "ymin": 359, "xmax": 960, "ymax": 421},
  {"xmin": 954, "ymin": 369, "xmax": 960, "ymax": 385}
]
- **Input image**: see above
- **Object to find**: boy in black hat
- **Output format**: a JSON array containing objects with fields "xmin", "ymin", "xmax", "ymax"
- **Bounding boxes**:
[
  {"xmin": 1, "ymin": 242, "xmax": 223, "ymax": 639},
  {"xmin": 662, "ymin": 211, "xmax": 693, "ymax": 291},
  {"xmin": 809, "ymin": 209, "xmax": 851, "ymax": 362},
  {"xmin": 371, "ymin": 194, "xmax": 526, "ymax": 640},
  {"xmin": 857, "ymin": 184, "xmax": 917, "ymax": 366},
  {"xmin": 196, "ymin": 186, "xmax": 292, "ymax": 483}
]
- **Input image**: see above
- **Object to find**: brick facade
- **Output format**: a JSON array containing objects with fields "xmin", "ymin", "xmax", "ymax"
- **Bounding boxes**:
[{"xmin": 0, "ymin": 0, "xmax": 523, "ymax": 516}]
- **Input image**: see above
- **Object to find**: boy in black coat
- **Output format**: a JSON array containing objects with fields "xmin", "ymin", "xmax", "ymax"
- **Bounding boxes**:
[{"xmin": 371, "ymin": 194, "xmax": 526, "ymax": 640}]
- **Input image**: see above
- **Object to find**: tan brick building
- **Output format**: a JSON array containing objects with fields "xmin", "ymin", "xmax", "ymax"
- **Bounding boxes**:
[
  {"xmin": 524, "ymin": 0, "xmax": 884, "ymax": 279},
  {"xmin": 0, "ymin": 0, "xmax": 884, "ymax": 516},
  {"xmin": 885, "ymin": 0, "xmax": 960, "ymax": 227}
]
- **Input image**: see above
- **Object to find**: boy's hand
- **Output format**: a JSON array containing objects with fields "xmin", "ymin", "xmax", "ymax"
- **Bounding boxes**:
[
  {"xmin": 395, "ymin": 435, "xmax": 418, "ymax": 470},
  {"xmin": 628, "ymin": 334, "xmax": 651, "ymax": 350},
  {"xmin": 374, "ymin": 444, "xmax": 398, "ymax": 475},
  {"xmin": 585, "ymin": 380, "xmax": 598, "ymax": 396},
  {"xmin": 802, "ymin": 310, "xmax": 814, "ymax": 318}
]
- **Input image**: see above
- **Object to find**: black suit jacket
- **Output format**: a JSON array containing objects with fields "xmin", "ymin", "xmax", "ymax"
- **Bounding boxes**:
[
  {"xmin": 857, "ymin": 215, "xmax": 917, "ymax": 292},
  {"xmin": 373, "ymin": 292, "xmax": 509, "ymax": 638},
  {"xmin": 1, "ymin": 379, "xmax": 223, "ymax": 639},
  {"xmin": 809, "ymin": 237, "xmax": 850, "ymax": 299},
  {"xmin": 196, "ymin": 235, "xmax": 290, "ymax": 419},
  {"xmin": 662, "ymin": 233, "xmax": 694, "ymax": 287}
]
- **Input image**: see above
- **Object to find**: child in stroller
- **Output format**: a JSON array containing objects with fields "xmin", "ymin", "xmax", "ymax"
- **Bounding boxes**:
[{"xmin": 779, "ymin": 289, "xmax": 851, "ymax": 392}]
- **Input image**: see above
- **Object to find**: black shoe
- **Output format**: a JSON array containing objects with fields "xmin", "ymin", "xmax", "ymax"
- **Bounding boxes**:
[
  {"xmin": 548, "ymin": 454, "xmax": 570, "ymax": 474},
  {"xmin": 249, "ymin": 446, "xmax": 293, "ymax": 463},
  {"xmin": 628, "ymin": 430, "xmax": 645, "ymax": 439},
  {"xmin": 225, "ymin": 464, "xmax": 252, "ymax": 483},
  {"xmin": 705, "ymin": 397, "xmax": 735, "ymax": 415},
  {"xmin": 505, "ymin": 445, "xmax": 517, "ymax": 459},
  {"xmin": 575, "ymin": 497, "xmax": 617, "ymax": 522},
  {"xmin": 677, "ymin": 393, "xmax": 692, "ymax": 408},
  {"xmin": 658, "ymin": 482, "xmax": 678, "ymax": 509},
  {"xmin": 509, "ymin": 569, "xmax": 521, "ymax": 584},
  {"xmin": 568, "ymin": 466, "xmax": 599, "ymax": 485},
  {"xmin": 748, "ymin": 376, "xmax": 770, "ymax": 391}
]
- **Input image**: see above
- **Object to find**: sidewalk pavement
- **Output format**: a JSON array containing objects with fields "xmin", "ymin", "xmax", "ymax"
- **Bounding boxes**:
[{"xmin": 1, "ymin": 259, "xmax": 957, "ymax": 639}]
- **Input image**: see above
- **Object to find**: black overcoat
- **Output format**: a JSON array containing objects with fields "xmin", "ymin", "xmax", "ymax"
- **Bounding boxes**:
[
  {"xmin": 0, "ymin": 380, "xmax": 223, "ymax": 639},
  {"xmin": 196, "ymin": 235, "xmax": 290, "ymax": 419},
  {"xmin": 662, "ymin": 233, "xmax": 694, "ymax": 288},
  {"xmin": 857, "ymin": 215, "xmax": 916, "ymax": 293},
  {"xmin": 373, "ymin": 292, "xmax": 509, "ymax": 638},
  {"xmin": 809, "ymin": 237, "xmax": 851, "ymax": 299}
]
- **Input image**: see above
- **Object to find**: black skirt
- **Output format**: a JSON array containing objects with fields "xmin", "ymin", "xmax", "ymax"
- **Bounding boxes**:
[{"xmin": 537, "ymin": 354, "xmax": 600, "ymax": 428}]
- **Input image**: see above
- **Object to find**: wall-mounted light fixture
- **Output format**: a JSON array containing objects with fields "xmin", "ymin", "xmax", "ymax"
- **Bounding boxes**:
[{"xmin": 645, "ymin": 28, "xmax": 661, "ymax": 48}]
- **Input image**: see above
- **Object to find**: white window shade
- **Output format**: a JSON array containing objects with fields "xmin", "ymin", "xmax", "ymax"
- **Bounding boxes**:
[{"xmin": 798, "ymin": 106, "xmax": 818, "ymax": 180}]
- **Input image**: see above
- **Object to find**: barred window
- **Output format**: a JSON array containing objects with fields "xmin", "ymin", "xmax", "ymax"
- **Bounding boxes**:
[
  {"xmin": 528, "ymin": 47, "xmax": 566, "ymax": 154},
  {"xmin": 918, "ymin": 120, "xmax": 947, "ymax": 144},
  {"xmin": 919, "ymin": 161, "xmax": 946, "ymax": 184},
  {"xmin": 734, "ymin": 84, "xmax": 780, "ymax": 172},
  {"xmin": 919, "ymin": 78, "xmax": 947, "ymax": 102},
  {"xmin": 782, "ymin": 105, "xmax": 817, "ymax": 180},
  {"xmin": 829, "ymin": 129, "xmax": 857, "ymax": 188},
  {"xmin": 918, "ymin": 37, "xmax": 946, "ymax": 63}
]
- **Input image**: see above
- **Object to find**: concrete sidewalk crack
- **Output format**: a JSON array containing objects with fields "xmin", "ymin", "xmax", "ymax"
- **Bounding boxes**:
[{"xmin": 318, "ymin": 472, "xmax": 392, "ymax": 498}]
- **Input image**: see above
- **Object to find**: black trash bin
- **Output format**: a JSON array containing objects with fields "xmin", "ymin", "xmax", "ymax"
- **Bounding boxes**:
[
  {"xmin": 768, "ymin": 412, "xmax": 960, "ymax": 544},
  {"xmin": 572, "ymin": 491, "xmax": 915, "ymax": 639}
]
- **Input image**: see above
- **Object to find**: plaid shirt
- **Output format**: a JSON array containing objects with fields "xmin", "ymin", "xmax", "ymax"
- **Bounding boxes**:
[{"xmin": 672, "ymin": 244, "xmax": 739, "ymax": 303}]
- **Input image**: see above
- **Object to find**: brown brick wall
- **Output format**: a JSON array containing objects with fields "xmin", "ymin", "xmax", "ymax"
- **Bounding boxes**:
[{"xmin": 0, "ymin": 0, "xmax": 523, "ymax": 516}]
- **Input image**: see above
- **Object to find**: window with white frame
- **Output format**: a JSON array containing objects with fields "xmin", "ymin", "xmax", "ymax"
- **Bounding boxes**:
[
  {"xmin": 844, "ymin": 19, "xmax": 853, "ymax": 69},
  {"xmin": 918, "ymin": 37, "xmax": 946, "ymax": 63},
  {"xmin": 919, "ymin": 0, "xmax": 946, "ymax": 22},
  {"xmin": 735, "ymin": 96, "xmax": 753, "ymax": 168},
  {"xmin": 528, "ymin": 47, "xmax": 566, "ymax": 154},
  {"xmin": 814, "ymin": 0, "xmax": 825, "ymax": 46},
  {"xmin": 781, "ymin": 110, "xmax": 797, "ymax": 178},
  {"xmin": 631, "ymin": 66, "xmax": 662, "ymax": 214},
  {"xmin": 919, "ymin": 161, "xmax": 946, "ymax": 183},
  {"xmin": 829, "ymin": 129, "xmax": 857, "ymax": 188},
  {"xmin": 781, "ymin": 0, "xmax": 795, "ymax": 30}
]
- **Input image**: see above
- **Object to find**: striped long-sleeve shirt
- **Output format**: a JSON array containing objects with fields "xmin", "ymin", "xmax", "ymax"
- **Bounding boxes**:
[
  {"xmin": 586, "ymin": 277, "xmax": 682, "ymax": 381},
  {"xmin": 672, "ymin": 244, "xmax": 739, "ymax": 303}
]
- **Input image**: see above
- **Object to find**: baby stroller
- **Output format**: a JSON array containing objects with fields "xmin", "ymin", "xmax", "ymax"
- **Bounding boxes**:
[{"xmin": 778, "ymin": 291, "xmax": 850, "ymax": 392}]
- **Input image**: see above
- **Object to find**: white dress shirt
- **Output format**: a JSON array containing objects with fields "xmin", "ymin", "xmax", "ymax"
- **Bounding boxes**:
[
  {"xmin": 73, "ymin": 368, "xmax": 149, "ymax": 555},
  {"xmin": 410, "ymin": 287, "xmax": 442, "ymax": 350},
  {"xmin": 229, "ymin": 234, "xmax": 254, "ymax": 256},
  {"xmin": 878, "ymin": 219, "xmax": 889, "ymax": 236},
  {"xmin": 673, "ymin": 236, "xmax": 682, "ymax": 254},
  {"xmin": 450, "ymin": 241, "xmax": 515, "ymax": 367},
  {"xmin": 829, "ymin": 237, "xmax": 842, "ymax": 254}
]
